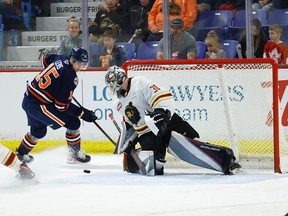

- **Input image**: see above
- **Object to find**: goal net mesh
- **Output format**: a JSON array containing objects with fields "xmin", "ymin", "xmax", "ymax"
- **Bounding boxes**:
[{"xmin": 124, "ymin": 59, "xmax": 288, "ymax": 172}]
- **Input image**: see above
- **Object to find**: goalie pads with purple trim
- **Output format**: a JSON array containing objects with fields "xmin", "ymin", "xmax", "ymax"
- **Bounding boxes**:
[
  {"xmin": 168, "ymin": 132, "xmax": 236, "ymax": 174},
  {"xmin": 115, "ymin": 121, "xmax": 138, "ymax": 154}
]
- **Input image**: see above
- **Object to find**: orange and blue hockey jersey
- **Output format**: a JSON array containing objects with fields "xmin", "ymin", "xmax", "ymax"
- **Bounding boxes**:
[{"xmin": 27, "ymin": 54, "xmax": 80, "ymax": 116}]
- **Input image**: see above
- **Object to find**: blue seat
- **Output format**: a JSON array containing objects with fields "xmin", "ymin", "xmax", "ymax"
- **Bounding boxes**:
[
  {"xmin": 263, "ymin": 9, "xmax": 288, "ymax": 41},
  {"xmin": 115, "ymin": 42, "xmax": 136, "ymax": 60},
  {"xmin": 90, "ymin": 42, "xmax": 100, "ymax": 56},
  {"xmin": 196, "ymin": 41, "xmax": 206, "ymax": 59},
  {"xmin": 266, "ymin": 9, "xmax": 288, "ymax": 26},
  {"xmin": 135, "ymin": 41, "xmax": 160, "ymax": 60},
  {"xmin": 227, "ymin": 9, "xmax": 266, "ymax": 40},
  {"xmin": 195, "ymin": 10, "xmax": 233, "ymax": 41},
  {"xmin": 222, "ymin": 40, "xmax": 239, "ymax": 58}
]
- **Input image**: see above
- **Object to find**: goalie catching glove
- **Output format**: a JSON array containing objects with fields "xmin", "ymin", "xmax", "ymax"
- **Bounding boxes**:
[
  {"xmin": 77, "ymin": 107, "xmax": 97, "ymax": 122},
  {"xmin": 144, "ymin": 108, "xmax": 171, "ymax": 136}
]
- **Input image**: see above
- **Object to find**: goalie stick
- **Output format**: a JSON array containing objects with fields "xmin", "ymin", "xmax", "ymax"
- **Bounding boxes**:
[
  {"xmin": 108, "ymin": 113, "xmax": 147, "ymax": 175},
  {"xmin": 72, "ymin": 97, "xmax": 117, "ymax": 146}
]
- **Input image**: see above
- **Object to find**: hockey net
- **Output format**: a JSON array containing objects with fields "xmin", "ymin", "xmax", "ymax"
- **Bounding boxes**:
[{"xmin": 123, "ymin": 59, "xmax": 288, "ymax": 173}]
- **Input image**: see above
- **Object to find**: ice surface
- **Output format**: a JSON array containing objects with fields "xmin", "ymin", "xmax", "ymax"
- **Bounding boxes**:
[{"xmin": 0, "ymin": 148, "xmax": 288, "ymax": 216}]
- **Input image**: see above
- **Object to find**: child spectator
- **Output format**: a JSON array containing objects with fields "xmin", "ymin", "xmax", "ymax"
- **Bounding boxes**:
[
  {"xmin": 205, "ymin": 30, "xmax": 226, "ymax": 59},
  {"xmin": 148, "ymin": 0, "xmax": 197, "ymax": 41},
  {"xmin": 88, "ymin": 0, "xmax": 129, "ymax": 43},
  {"xmin": 263, "ymin": 24, "xmax": 288, "ymax": 64},
  {"xmin": 238, "ymin": 18, "xmax": 268, "ymax": 58},
  {"xmin": 252, "ymin": 0, "xmax": 273, "ymax": 17},
  {"xmin": 58, "ymin": 16, "xmax": 82, "ymax": 56},
  {"xmin": 92, "ymin": 30, "xmax": 126, "ymax": 68}
]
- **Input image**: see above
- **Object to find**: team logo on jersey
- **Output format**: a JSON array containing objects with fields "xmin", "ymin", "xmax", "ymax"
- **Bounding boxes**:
[
  {"xmin": 74, "ymin": 77, "xmax": 79, "ymax": 86},
  {"xmin": 125, "ymin": 102, "xmax": 140, "ymax": 124}
]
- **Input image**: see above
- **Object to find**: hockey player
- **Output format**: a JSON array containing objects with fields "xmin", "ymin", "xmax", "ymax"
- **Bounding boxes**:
[
  {"xmin": 0, "ymin": 144, "xmax": 35, "ymax": 180},
  {"xmin": 105, "ymin": 66, "xmax": 241, "ymax": 175},
  {"xmin": 16, "ymin": 47, "xmax": 97, "ymax": 164}
]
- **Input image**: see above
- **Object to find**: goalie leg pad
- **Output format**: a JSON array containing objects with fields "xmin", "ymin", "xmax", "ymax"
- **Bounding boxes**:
[
  {"xmin": 124, "ymin": 150, "xmax": 162, "ymax": 176},
  {"xmin": 116, "ymin": 121, "xmax": 138, "ymax": 154},
  {"xmin": 168, "ymin": 132, "xmax": 238, "ymax": 174}
]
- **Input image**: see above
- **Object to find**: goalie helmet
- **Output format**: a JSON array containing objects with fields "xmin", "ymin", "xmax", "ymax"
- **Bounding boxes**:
[
  {"xmin": 69, "ymin": 47, "xmax": 89, "ymax": 69},
  {"xmin": 105, "ymin": 66, "xmax": 127, "ymax": 95}
]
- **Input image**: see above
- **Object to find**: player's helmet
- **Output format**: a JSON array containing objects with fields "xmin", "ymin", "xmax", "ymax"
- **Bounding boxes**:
[
  {"xmin": 105, "ymin": 66, "xmax": 127, "ymax": 95},
  {"xmin": 69, "ymin": 47, "xmax": 89, "ymax": 69}
]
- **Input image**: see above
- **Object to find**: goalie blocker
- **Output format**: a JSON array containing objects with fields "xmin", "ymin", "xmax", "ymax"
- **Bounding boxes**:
[{"xmin": 125, "ymin": 131, "xmax": 241, "ymax": 175}]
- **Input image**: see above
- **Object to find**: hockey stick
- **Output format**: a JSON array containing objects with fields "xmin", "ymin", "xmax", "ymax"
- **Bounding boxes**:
[
  {"xmin": 108, "ymin": 113, "xmax": 147, "ymax": 175},
  {"xmin": 72, "ymin": 96, "xmax": 117, "ymax": 146},
  {"xmin": 108, "ymin": 113, "xmax": 121, "ymax": 154}
]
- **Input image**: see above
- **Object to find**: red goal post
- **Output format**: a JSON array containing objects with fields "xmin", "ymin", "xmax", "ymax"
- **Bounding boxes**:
[{"xmin": 122, "ymin": 58, "xmax": 287, "ymax": 173}]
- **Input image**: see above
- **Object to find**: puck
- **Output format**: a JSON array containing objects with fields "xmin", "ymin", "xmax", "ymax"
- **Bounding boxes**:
[{"xmin": 83, "ymin": 169, "xmax": 91, "ymax": 173}]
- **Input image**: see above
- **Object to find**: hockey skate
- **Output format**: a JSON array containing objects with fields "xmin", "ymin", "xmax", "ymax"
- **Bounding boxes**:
[
  {"xmin": 155, "ymin": 153, "xmax": 166, "ymax": 175},
  {"xmin": 16, "ymin": 152, "xmax": 34, "ymax": 163},
  {"xmin": 67, "ymin": 150, "xmax": 91, "ymax": 164},
  {"xmin": 16, "ymin": 162, "xmax": 35, "ymax": 180}
]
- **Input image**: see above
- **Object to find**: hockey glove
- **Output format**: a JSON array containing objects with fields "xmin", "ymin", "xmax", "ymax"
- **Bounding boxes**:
[
  {"xmin": 145, "ymin": 108, "xmax": 171, "ymax": 136},
  {"xmin": 78, "ymin": 107, "xmax": 98, "ymax": 122}
]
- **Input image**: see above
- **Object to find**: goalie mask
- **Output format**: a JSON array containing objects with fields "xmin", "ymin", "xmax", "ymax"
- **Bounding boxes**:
[{"xmin": 105, "ymin": 66, "xmax": 127, "ymax": 96}]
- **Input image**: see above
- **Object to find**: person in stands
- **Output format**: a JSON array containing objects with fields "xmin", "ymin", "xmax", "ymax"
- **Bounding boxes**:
[
  {"xmin": 58, "ymin": 16, "xmax": 82, "ymax": 57},
  {"xmin": 263, "ymin": 24, "xmax": 288, "ymax": 64},
  {"xmin": 147, "ymin": 0, "xmax": 197, "ymax": 41},
  {"xmin": 205, "ymin": 30, "xmax": 227, "ymax": 59},
  {"xmin": 156, "ymin": 18, "xmax": 196, "ymax": 60}
]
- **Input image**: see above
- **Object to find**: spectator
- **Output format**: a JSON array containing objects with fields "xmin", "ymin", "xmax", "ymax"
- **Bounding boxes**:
[
  {"xmin": 263, "ymin": 24, "xmax": 288, "ymax": 64},
  {"xmin": 252, "ymin": 0, "xmax": 273, "ymax": 17},
  {"xmin": 92, "ymin": 30, "xmax": 126, "ymax": 68},
  {"xmin": 205, "ymin": 30, "xmax": 227, "ymax": 58},
  {"xmin": 197, "ymin": 0, "xmax": 212, "ymax": 14},
  {"xmin": 238, "ymin": 18, "xmax": 268, "ymax": 58},
  {"xmin": 156, "ymin": 18, "xmax": 196, "ymax": 60},
  {"xmin": 129, "ymin": 0, "xmax": 155, "ymax": 45},
  {"xmin": 213, "ymin": 0, "xmax": 235, "ymax": 10},
  {"xmin": 213, "ymin": 0, "xmax": 246, "ymax": 18},
  {"xmin": 88, "ymin": 0, "xmax": 129, "ymax": 43},
  {"xmin": 148, "ymin": 0, "xmax": 197, "ymax": 41},
  {"xmin": 0, "ymin": 0, "xmax": 23, "ymax": 29},
  {"xmin": 58, "ymin": 16, "xmax": 82, "ymax": 57}
]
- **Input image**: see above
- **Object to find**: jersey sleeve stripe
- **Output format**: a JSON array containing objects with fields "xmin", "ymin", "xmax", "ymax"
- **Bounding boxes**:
[
  {"xmin": 55, "ymin": 100, "xmax": 70, "ymax": 112},
  {"xmin": 150, "ymin": 92, "xmax": 173, "ymax": 108},
  {"xmin": 134, "ymin": 124, "xmax": 151, "ymax": 135},
  {"xmin": 28, "ymin": 83, "xmax": 54, "ymax": 104}
]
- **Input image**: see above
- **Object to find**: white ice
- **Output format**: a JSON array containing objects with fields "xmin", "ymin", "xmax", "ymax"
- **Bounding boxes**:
[{"xmin": 0, "ymin": 148, "xmax": 288, "ymax": 216}]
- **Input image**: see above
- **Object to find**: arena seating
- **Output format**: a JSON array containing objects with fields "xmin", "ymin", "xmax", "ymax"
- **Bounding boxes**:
[
  {"xmin": 222, "ymin": 40, "xmax": 239, "ymax": 58},
  {"xmin": 115, "ymin": 42, "xmax": 136, "ymax": 60},
  {"xmin": 194, "ymin": 10, "xmax": 233, "ymax": 41},
  {"xmin": 227, "ymin": 9, "xmax": 266, "ymax": 40},
  {"xmin": 196, "ymin": 41, "xmax": 206, "ymax": 59},
  {"xmin": 135, "ymin": 41, "xmax": 160, "ymax": 60}
]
